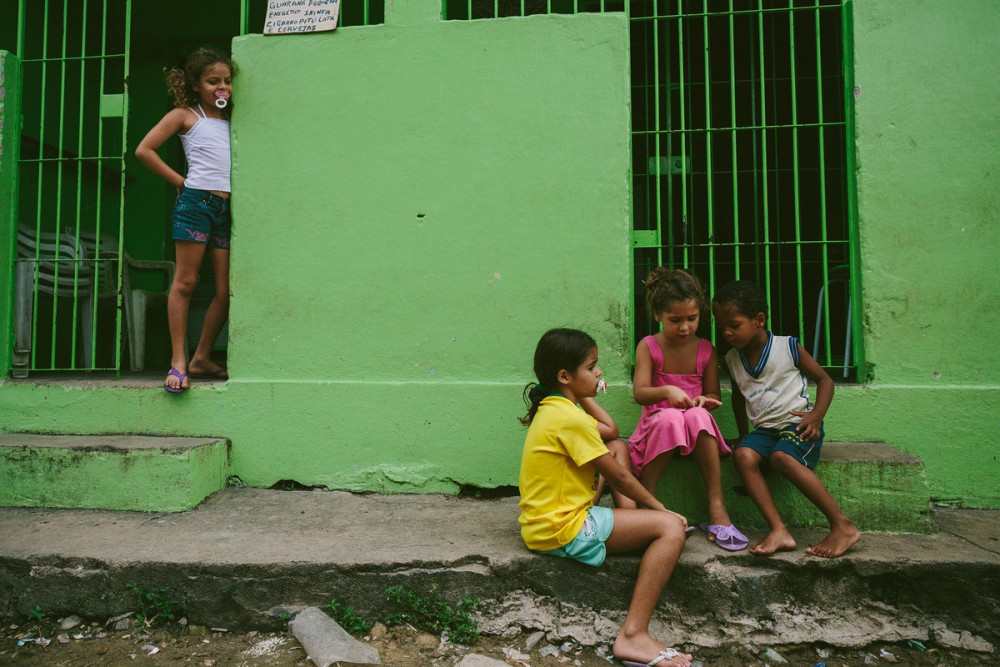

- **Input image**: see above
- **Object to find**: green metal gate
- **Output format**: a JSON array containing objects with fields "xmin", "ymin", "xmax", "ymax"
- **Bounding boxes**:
[
  {"xmin": 11, "ymin": 0, "xmax": 131, "ymax": 377},
  {"xmin": 446, "ymin": 0, "xmax": 862, "ymax": 380}
]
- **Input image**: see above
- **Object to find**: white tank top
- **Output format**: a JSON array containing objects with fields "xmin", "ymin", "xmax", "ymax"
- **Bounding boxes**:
[
  {"xmin": 180, "ymin": 104, "xmax": 231, "ymax": 192},
  {"xmin": 725, "ymin": 333, "xmax": 812, "ymax": 431}
]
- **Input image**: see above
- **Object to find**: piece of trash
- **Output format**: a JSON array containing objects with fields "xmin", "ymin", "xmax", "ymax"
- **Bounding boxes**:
[
  {"xmin": 16, "ymin": 638, "xmax": 35, "ymax": 647},
  {"xmin": 36, "ymin": 637, "xmax": 51, "ymax": 647},
  {"xmin": 862, "ymin": 651, "xmax": 878, "ymax": 665},
  {"xmin": 816, "ymin": 647, "xmax": 831, "ymax": 658},
  {"xmin": 210, "ymin": 627, "xmax": 228, "ymax": 632},
  {"xmin": 762, "ymin": 647, "xmax": 788, "ymax": 664},
  {"xmin": 907, "ymin": 639, "xmax": 927, "ymax": 652},
  {"xmin": 57, "ymin": 633, "xmax": 70, "ymax": 644},
  {"xmin": 142, "ymin": 644, "xmax": 160, "ymax": 655},
  {"xmin": 879, "ymin": 647, "xmax": 898, "ymax": 663},
  {"xmin": 814, "ymin": 663, "xmax": 827, "ymax": 667}
]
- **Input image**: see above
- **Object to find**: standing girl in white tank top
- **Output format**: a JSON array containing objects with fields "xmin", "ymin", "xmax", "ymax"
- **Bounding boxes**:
[{"xmin": 136, "ymin": 48, "xmax": 234, "ymax": 393}]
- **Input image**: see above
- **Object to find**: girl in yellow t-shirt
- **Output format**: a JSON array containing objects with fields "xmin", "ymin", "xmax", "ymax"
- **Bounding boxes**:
[{"xmin": 517, "ymin": 328, "xmax": 697, "ymax": 667}]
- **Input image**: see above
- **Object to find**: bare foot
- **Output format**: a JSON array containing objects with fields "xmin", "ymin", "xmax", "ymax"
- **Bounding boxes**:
[
  {"xmin": 806, "ymin": 523, "xmax": 861, "ymax": 558},
  {"xmin": 749, "ymin": 527, "xmax": 797, "ymax": 555},
  {"xmin": 613, "ymin": 633, "xmax": 693, "ymax": 667},
  {"xmin": 188, "ymin": 359, "xmax": 228, "ymax": 379}
]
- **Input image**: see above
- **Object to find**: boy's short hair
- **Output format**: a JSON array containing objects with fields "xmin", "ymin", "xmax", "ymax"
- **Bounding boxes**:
[{"xmin": 713, "ymin": 280, "xmax": 768, "ymax": 319}]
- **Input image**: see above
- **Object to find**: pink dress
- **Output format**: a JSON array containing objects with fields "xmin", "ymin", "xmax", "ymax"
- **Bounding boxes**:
[{"xmin": 629, "ymin": 336, "xmax": 730, "ymax": 476}]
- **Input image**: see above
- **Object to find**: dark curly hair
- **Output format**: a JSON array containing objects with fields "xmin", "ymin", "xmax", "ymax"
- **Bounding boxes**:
[
  {"xmin": 520, "ymin": 328, "xmax": 597, "ymax": 426},
  {"xmin": 164, "ymin": 47, "xmax": 236, "ymax": 108},
  {"xmin": 712, "ymin": 280, "xmax": 769, "ymax": 319},
  {"xmin": 643, "ymin": 267, "xmax": 706, "ymax": 316}
]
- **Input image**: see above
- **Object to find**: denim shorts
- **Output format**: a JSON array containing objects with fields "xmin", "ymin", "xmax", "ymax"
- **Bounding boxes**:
[
  {"xmin": 737, "ymin": 425, "xmax": 824, "ymax": 470},
  {"xmin": 535, "ymin": 505, "xmax": 615, "ymax": 567},
  {"xmin": 172, "ymin": 187, "xmax": 231, "ymax": 249}
]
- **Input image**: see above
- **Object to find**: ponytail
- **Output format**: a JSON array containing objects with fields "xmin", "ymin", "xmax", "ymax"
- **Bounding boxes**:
[{"xmin": 519, "ymin": 328, "xmax": 597, "ymax": 426}]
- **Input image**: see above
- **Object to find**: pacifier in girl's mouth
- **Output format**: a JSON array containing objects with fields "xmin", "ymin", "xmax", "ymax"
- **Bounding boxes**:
[
  {"xmin": 214, "ymin": 91, "xmax": 230, "ymax": 109},
  {"xmin": 597, "ymin": 379, "xmax": 607, "ymax": 394}
]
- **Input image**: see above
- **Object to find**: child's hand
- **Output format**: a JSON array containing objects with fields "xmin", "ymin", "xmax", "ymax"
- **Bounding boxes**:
[
  {"xmin": 789, "ymin": 409, "xmax": 823, "ymax": 440},
  {"xmin": 664, "ymin": 386, "xmax": 695, "ymax": 409},
  {"xmin": 693, "ymin": 396, "xmax": 722, "ymax": 409}
]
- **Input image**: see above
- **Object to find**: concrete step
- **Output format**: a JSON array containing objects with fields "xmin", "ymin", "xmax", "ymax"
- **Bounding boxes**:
[
  {"xmin": 0, "ymin": 433, "xmax": 229, "ymax": 512},
  {"xmin": 649, "ymin": 442, "xmax": 931, "ymax": 533},
  {"xmin": 0, "ymin": 490, "xmax": 995, "ymax": 653}
]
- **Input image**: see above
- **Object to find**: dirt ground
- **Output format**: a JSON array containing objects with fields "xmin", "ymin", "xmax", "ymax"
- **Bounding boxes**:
[{"xmin": 1, "ymin": 619, "xmax": 994, "ymax": 666}]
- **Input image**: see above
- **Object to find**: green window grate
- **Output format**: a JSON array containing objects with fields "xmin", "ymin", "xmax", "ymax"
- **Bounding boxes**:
[{"xmin": 445, "ymin": 0, "xmax": 861, "ymax": 380}]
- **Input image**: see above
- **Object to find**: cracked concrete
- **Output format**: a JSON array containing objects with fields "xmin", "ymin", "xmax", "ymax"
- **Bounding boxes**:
[{"xmin": 0, "ymin": 488, "xmax": 997, "ymax": 652}]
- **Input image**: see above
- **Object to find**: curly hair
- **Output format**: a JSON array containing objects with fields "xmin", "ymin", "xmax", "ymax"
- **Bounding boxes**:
[
  {"xmin": 520, "ymin": 328, "xmax": 597, "ymax": 426},
  {"xmin": 643, "ymin": 267, "xmax": 706, "ymax": 316},
  {"xmin": 711, "ymin": 280, "xmax": 769, "ymax": 319},
  {"xmin": 164, "ymin": 47, "xmax": 236, "ymax": 108}
]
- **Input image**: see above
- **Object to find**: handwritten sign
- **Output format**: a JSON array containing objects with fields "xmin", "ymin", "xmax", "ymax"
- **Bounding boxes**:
[{"xmin": 264, "ymin": 0, "xmax": 340, "ymax": 35}]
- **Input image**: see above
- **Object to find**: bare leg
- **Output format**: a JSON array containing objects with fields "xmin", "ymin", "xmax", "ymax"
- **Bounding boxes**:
[
  {"xmin": 733, "ymin": 447, "xmax": 797, "ymax": 555},
  {"xmin": 769, "ymin": 452, "xmax": 860, "ymax": 558},
  {"xmin": 188, "ymin": 247, "xmax": 230, "ymax": 377},
  {"xmin": 639, "ymin": 450, "xmax": 673, "ymax": 497},
  {"xmin": 607, "ymin": 509, "xmax": 692, "ymax": 667},
  {"xmin": 165, "ymin": 241, "xmax": 208, "ymax": 390},
  {"xmin": 594, "ymin": 440, "xmax": 637, "ymax": 510},
  {"xmin": 690, "ymin": 431, "xmax": 732, "ymax": 530}
]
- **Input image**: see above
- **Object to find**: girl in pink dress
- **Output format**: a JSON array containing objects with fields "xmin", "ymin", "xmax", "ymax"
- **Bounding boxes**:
[{"xmin": 630, "ymin": 268, "xmax": 748, "ymax": 551}]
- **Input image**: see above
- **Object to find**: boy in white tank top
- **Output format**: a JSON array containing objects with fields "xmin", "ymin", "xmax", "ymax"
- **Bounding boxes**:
[{"xmin": 713, "ymin": 281, "xmax": 860, "ymax": 558}]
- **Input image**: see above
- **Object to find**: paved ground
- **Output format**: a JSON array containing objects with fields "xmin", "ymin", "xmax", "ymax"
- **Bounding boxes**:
[{"xmin": 0, "ymin": 489, "xmax": 998, "ymax": 653}]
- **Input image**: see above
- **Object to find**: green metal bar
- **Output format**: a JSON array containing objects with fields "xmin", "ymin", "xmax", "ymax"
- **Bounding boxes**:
[
  {"xmin": 676, "ymin": 2, "xmax": 689, "ymax": 268},
  {"xmin": 16, "ymin": 0, "xmax": 26, "ymax": 57},
  {"xmin": 77, "ymin": 0, "xmax": 95, "ymax": 368},
  {"xmin": 757, "ymin": 0, "xmax": 770, "ymax": 292},
  {"xmin": 629, "ymin": 4, "xmax": 837, "ymax": 23},
  {"xmin": 724, "ymin": 0, "xmax": 737, "ymax": 305},
  {"xmin": 632, "ymin": 119, "xmax": 845, "ymax": 135},
  {"xmin": 814, "ymin": 0, "xmax": 832, "ymax": 367},
  {"xmin": 701, "ymin": 0, "xmax": 714, "ymax": 283},
  {"xmin": 365, "ymin": 0, "xmax": 370, "ymax": 25},
  {"xmin": 842, "ymin": 0, "xmax": 864, "ymax": 378},
  {"xmin": 662, "ymin": 13, "xmax": 672, "ymax": 269},
  {"xmin": 113, "ymin": 0, "xmax": 132, "ymax": 374},
  {"xmin": 240, "ymin": 0, "xmax": 249, "ymax": 35},
  {"xmin": 788, "ymin": 0, "xmax": 805, "ymax": 341},
  {"xmin": 651, "ymin": 7, "xmax": 662, "ymax": 269},
  {"xmin": 56, "ymin": 0, "xmax": 77, "ymax": 369}
]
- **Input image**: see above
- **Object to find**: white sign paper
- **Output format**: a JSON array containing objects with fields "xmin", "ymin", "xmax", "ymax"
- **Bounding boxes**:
[{"xmin": 264, "ymin": 0, "xmax": 340, "ymax": 35}]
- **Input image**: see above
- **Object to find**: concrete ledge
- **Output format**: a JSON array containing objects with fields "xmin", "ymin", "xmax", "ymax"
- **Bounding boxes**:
[
  {"xmin": 0, "ymin": 489, "xmax": 995, "ymax": 652},
  {"xmin": 651, "ymin": 442, "xmax": 932, "ymax": 533},
  {"xmin": 0, "ymin": 433, "xmax": 230, "ymax": 512}
]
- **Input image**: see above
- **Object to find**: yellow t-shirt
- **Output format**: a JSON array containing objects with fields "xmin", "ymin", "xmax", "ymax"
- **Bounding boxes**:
[{"xmin": 518, "ymin": 395, "xmax": 609, "ymax": 551}]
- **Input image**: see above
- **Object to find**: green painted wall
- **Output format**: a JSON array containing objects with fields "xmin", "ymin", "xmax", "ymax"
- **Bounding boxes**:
[
  {"xmin": 852, "ymin": 0, "xmax": 1000, "ymax": 386},
  {"xmin": 1, "ymin": 2, "xmax": 998, "ymax": 511}
]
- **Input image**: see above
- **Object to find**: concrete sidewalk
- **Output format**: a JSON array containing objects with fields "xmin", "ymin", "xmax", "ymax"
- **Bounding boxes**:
[{"xmin": 0, "ymin": 488, "xmax": 997, "ymax": 652}]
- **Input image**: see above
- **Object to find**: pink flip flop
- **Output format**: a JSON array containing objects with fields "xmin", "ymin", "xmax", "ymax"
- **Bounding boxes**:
[{"xmin": 699, "ymin": 521, "xmax": 749, "ymax": 551}]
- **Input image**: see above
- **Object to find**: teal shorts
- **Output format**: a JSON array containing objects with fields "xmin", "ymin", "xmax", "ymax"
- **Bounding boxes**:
[
  {"xmin": 536, "ymin": 505, "xmax": 615, "ymax": 567},
  {"xmin": 737, "ymin": 425, "xmax": 824, "ymax": 470}
]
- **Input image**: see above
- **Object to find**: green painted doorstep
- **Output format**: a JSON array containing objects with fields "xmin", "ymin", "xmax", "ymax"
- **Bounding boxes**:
[
  {"xmin": 0, "ymin": 434, "xmax": 230, "ymax": 512},
  {"xmin": 645, "ymin": 442, "xmax": 932, "ymax": 534}
]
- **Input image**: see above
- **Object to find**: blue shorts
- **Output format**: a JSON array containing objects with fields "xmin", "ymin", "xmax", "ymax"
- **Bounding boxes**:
[
  {"xmin": 535, "ymin": 505, "xmax": 615, "ymax": 567},
  {"xmin": 172, "ymin": 187, "xmax": 231, "ymax": 249},
  {"xmin": 737, "ymin": 425, "xmax": 824, "ymax": 470}
]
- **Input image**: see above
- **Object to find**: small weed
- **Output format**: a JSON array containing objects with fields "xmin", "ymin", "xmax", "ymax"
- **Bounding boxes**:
[
  {"xmin": 323, "ymin": 599, "xmax": 372, "ymax": 636},
  {"xmin": 383, "ymin": 585, "xmax": 480, "ymax": 644},
  {"xmin": 125, "ymin": 583, "xmax": 177, "ymax": 628},
  {"xmin": 28, "ymin": 605, "xmax": 45, "ymax": 623}
]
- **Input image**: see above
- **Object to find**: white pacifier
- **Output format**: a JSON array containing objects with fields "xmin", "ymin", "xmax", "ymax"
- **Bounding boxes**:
[
  {"xmin": 597, "ymin": 379, "xmax": 607, "ymax": 394},
  {"xmin": 214, "ymin": 91, "xmax": 230, "ymax": 109}
]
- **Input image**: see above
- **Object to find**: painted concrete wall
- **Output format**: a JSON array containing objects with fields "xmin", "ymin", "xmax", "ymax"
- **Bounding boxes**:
[
  {"xmin": 1, "ymin": 2, "xmax": 998, "ymax": 510},
  {"xmin": 852, "ymin": 0, "xmax": 1000, "ymax": 387}
]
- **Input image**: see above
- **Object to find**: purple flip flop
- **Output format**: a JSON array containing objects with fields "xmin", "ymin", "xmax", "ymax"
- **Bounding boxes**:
[
  {"xmin": 164, "ymin": 368, "xmax": 188, "ymax": 394},
  {"xmin": 699, "ymin": 521, "xmax": 749, "ymax": 551}
]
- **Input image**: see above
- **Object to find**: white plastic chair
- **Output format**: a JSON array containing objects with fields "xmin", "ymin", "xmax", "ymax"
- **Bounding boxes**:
[{"xmin": 13, "ymin": 226, "xmax": 100, "ymax": 377}]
